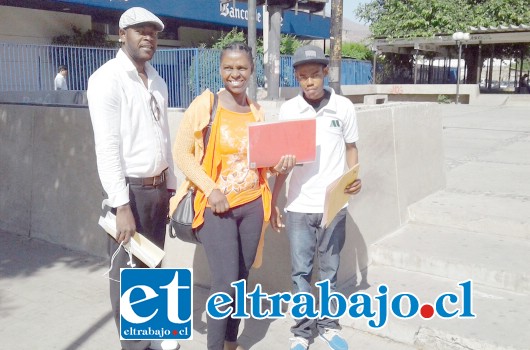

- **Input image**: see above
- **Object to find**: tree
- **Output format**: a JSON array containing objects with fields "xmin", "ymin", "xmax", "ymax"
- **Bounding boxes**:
[
  {"xmin": 472, "ymin": 0, "xmax": 530, "ymax": 27},
  {"xmin": 211, "ymin": 28, "xmax": 304, "ymax": 55},
  {"xmin": 211, "ymin": 28, "xmax": 247, "ymax": 50},
  {"xmin": 356, "ymin": 0, "xmax": 530, "ymax": 84},
  {"xmin": 341, "ymin": 42, "xmax": 373, "ymax": 61},
  {"xmin": 356, "ymin": 0, "xmax": 471, "ymax": 39},
  {"xmin": 52, "ymin": 26, "xmax": 116, "ymax": 47},
  {"xmin": 279, "ymin": 34, "xmax": 305, "ymax": 55},
  {"xmin": 356, "ymin": 0, "xmax": 530, "ymax": 39}
]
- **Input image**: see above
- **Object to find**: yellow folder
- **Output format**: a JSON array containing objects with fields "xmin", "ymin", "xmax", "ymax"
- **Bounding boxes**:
[{"xmin": 322, "ymin": 163, "xmax": 360, "ymax": 229}]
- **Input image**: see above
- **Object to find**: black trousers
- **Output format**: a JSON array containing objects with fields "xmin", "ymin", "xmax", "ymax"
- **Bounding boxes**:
[
  {"xmin": 197, "ymin": 197, "xmax": 264, "ymax": 350},
  {"xmin": 107, "ymin": 182, "xmax": 169, "ymax": 350}
]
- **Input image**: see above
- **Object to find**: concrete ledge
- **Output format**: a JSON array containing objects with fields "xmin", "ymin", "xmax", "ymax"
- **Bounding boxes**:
[
  {"xmin": 282, "ymin": 84, "xmax": 479, "ymax": 104},
  {"xmin": 0, "ymin": 90, "xmax": 87, "ymax": 106},
  {"xmin": 341, "ymin": 84, "xmax": 479, "ymax": 104},
  {"xmin": 0, "ymin": 104, "xmax": 104, "ymax": 255},
  {"xmin": 504, "ymin": 94, "xmax": 530, "ymax": 106},
  {"xmin": 0, "ymin": 101, "xmax": 445, "ymax": 294},
  {"xmin": 363, "ymin": 94, "xmax": 388, "ymax": 105}
]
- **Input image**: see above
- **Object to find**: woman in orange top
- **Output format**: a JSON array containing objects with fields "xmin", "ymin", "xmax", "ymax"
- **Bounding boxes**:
[{"xmin": 172, "ymin": 42, "xmax": 295, "ymax": 350}]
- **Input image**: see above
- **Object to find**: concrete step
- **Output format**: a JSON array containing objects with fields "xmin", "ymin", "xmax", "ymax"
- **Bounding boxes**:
[
  {"xmin": 408, "ymin": 191, "xmax": 530, "ymax": 240},
  {"xmin": 504, "ymin": 94, "xmax": 530, "ymax": 106},
  {"xmin": 445, "ymin": 161, "xmax": 530, "ymax": 198},
  {"xmin": 471, "ymin": 94, "xmax": 509, "ymax": 106},
  {"xmin": 342, "ymin": 266, "xmax": 530, "ymax": 350},
  {"xmin": 370, "ymin": 222, "xmax": 530, "ymax": 293}
]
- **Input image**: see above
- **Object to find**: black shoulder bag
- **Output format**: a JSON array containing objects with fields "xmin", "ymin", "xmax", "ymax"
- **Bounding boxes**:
[{"xmin": 169, "ymin": 93, "xmax": 218, "ymax": 244}]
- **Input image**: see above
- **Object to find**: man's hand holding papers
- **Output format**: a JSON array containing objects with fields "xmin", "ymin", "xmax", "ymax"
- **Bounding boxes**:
[{"xmin": 321, "ymin": 164, "xmax": 360, "ymax": 229}]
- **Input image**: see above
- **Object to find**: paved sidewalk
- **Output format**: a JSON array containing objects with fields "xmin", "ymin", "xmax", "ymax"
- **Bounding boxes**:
[{"xmin": 0, "ymin": 230, "xmax": 413, "ymax": 350}]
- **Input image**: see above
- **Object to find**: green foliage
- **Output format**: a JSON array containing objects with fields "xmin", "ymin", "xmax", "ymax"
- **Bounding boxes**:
[
  {"xmin": 472, "ymin": 0, "xmax": 530, "ymax": 27},
  {"xmin": 212, "ymin": 28, "xmax": 247, "ymax": 49},
  {"xmin": 280, "ymin": 34, "xmax": 305, "ymax": 55},
  {"xmin": 356, "ymin": 0, "xmax": 471, "ymax": 38},
  {"xmin": 355, "ymin": 0, "xmax": 530, "ymax": 39},
  {"xmin": 342, "ymin": 42, "xmax": 373, "ymax": 61},
  {"xmin": 52, "ymin": 26, "xmax": 116, "ymax": 47},
  {"xmin": 437, "ymin": 94, "xmax": 451, "ymax": 104},
  {"xmin": 211, "ymin": 28, "xmax": 304, "ymax": 54}
]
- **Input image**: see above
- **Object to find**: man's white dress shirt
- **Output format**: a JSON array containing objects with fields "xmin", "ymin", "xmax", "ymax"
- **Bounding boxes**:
[{"xmin": 87, "ymin": 49, "xmax": 177, "ymax": 208}]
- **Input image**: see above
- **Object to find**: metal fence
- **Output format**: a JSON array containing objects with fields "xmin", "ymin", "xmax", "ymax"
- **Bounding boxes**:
[{"xmin": 0, "ymin": 43, "xmax": 372, "ymax": 108}]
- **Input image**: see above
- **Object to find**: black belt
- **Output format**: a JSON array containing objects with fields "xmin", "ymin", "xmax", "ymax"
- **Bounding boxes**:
[{"xmin": 126, "ymin": 169, "xmax": 167, "ymax": 187}]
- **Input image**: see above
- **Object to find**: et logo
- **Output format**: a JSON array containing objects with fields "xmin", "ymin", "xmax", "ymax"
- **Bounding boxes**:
[{"xmin": 120, "ymin": 269, "xmax": 193, "ymax": 340}]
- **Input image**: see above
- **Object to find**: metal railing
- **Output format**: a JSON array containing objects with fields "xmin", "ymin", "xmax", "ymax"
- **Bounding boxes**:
[{"xmin": 0, "ymin": 43, "xmax": 372, "ymax": 108}]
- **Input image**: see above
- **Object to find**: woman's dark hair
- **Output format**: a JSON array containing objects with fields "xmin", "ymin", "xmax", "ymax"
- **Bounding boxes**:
[{"xmin": 221, "ymin": 41, "xmax": 254, "ymax": 69}]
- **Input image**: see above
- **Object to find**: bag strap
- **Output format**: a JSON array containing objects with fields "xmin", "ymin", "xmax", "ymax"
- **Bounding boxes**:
[{"xmin": 200, "ymin": 92, "xmax": 218, "ymax": 165}]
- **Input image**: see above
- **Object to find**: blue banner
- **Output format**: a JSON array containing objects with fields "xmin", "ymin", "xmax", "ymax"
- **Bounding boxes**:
[{"xmin": 48, "ymin": 0, "xmax": 330, "ymax": 38}]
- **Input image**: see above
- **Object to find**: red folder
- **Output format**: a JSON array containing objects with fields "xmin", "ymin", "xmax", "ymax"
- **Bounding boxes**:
[{"xmin": 247, "ymin": 118, "xmax": 316, "ymax": 169}]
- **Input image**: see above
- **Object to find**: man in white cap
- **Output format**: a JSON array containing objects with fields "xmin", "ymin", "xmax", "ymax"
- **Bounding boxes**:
[
  {"xmin": 270, "ymin": 45, "xmax": 362, "ymax": 350},
  {"xmin": 87, "ymin": 7, "xmax": 178, "ymax": 350}
]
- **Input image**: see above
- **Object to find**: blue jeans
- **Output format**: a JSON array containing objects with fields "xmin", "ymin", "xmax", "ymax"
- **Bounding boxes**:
[{"xmin": 286, "ymin": 208, "xmax": 347, "ymax": 339}]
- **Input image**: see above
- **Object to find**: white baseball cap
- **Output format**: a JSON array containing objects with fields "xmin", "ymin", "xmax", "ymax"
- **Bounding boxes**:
[{"xmin": 119, "ymin": 7, "xmax": 164, "ymax": 31}]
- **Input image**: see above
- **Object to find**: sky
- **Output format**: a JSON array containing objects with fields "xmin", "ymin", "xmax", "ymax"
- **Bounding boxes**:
[{"xmin": 326, "ymin": 0, "xmax": 371, "ymax": 23}]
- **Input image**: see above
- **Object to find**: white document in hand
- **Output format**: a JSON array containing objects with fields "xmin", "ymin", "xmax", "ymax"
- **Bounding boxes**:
[{"xmin": 98, "ymin": 206, "xmax": 165, "ymax": 268}]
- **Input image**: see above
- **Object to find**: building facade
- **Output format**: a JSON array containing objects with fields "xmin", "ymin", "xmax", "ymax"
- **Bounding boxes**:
[{"xmin": 0, "ymin": 1, "xmax": 330, "ymax": 46}]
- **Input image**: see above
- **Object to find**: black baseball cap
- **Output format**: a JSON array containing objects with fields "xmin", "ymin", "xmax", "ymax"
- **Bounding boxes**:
[{"xmin": 292, "ymin": 45, "xmax": 329, "ymax": 68}]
